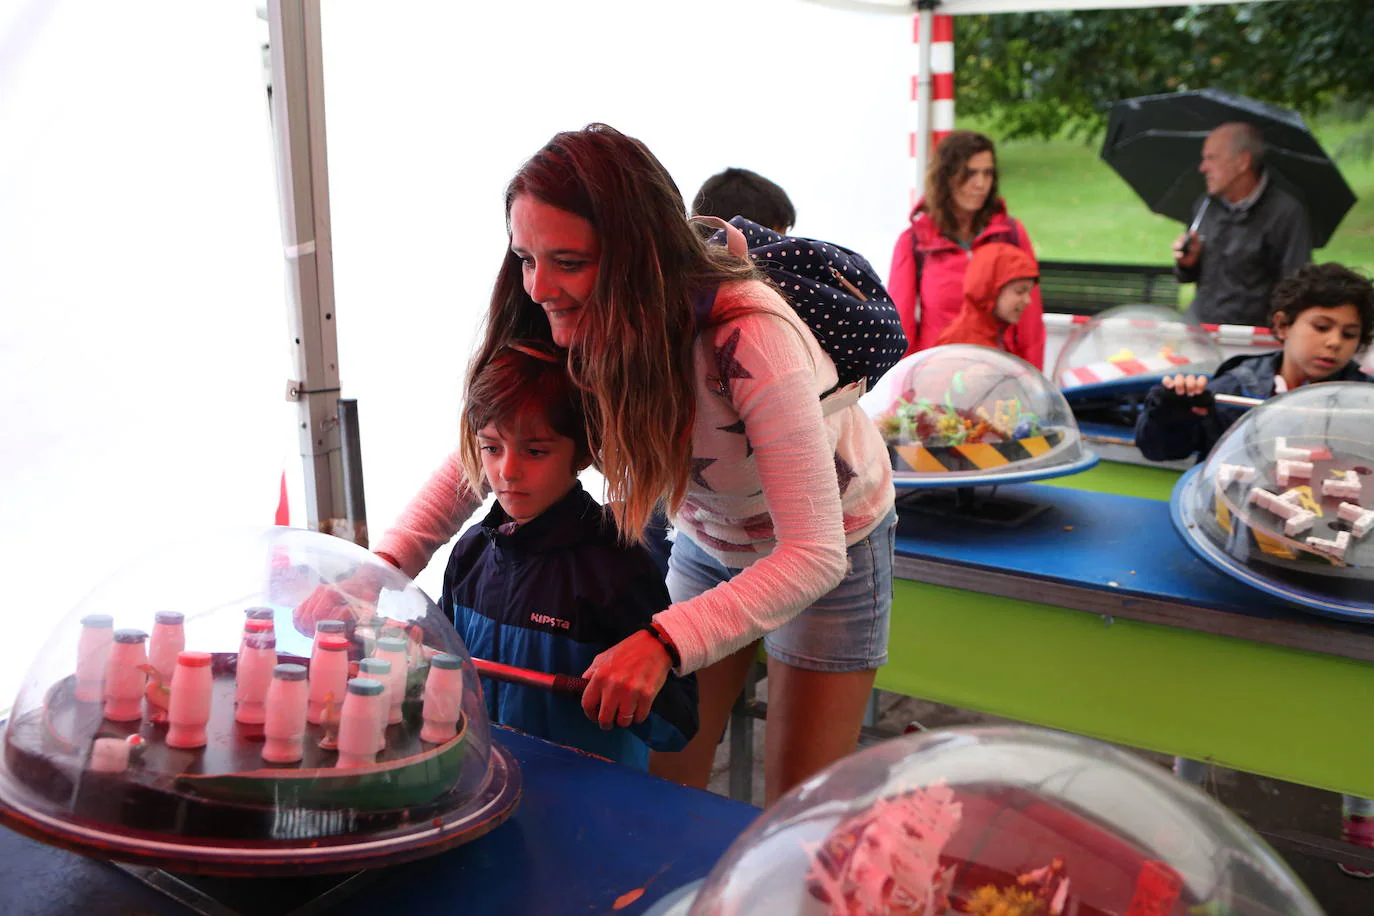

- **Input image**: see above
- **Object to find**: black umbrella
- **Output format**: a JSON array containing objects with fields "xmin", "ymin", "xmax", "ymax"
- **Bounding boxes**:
[{"xmin": 1100, "ymin": 88, "xmax": 1356, "ymax": 248}]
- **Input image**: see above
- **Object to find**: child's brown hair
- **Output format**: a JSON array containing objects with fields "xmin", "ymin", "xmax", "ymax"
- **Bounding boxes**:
[
  {"xmin": 458, "ymin": 342, "xmax": 590, "ymax": 493},
  {"xmin": 1270, "ymin": 263, "xmax": 1374, "ymax": 350}
]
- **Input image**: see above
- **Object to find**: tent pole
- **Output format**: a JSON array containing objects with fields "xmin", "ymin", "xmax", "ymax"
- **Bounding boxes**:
[
  {"xmin": 913, "ymin": 2, "xmax": 937, "ymax": 195},
  {"xmin": 268, "ymin": 0, "xmax": 352, "ymax": 540}
]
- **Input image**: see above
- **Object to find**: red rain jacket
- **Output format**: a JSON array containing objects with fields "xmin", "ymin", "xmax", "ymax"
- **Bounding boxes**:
[
  {"xmin": 935, "ymin": 242, "xmax": 1040, "ymax": 353},
  {"xmin": 888, "ymin": 198, "xmax": 1046, "ymax": 367}
]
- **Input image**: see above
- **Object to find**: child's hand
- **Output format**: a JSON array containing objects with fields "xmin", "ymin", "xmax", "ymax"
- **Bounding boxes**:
[
  {"xmin": 580, "ymin": 631, "xmax": 671, "ymax": 730},
  {"xmin": 1161, "ymin": 374, "xmax": 1214, "ymax": 415}
]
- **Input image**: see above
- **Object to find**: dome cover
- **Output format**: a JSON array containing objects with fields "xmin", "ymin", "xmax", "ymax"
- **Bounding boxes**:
[
  {"xmin": 1172, "ymin": 381, "xmax": 1374, "ymax": 619},
  {"xmin": 862, "ymin": 346, "xmax": 1095, "ymax": 487},
  {"xmin": 0, "ymin": 527, "xmax": 519, "ymax": 875},
  {"xmin": 685, "ymin": 726, "xmax": 1321, "ymax": 916},
  {"xmin": 1053, "ymin": 305, "xmax": 1222, "ymax": 397}
]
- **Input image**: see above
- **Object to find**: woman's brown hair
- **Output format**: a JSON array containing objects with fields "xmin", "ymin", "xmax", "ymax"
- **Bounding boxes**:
[
  {"xmin": 465, "ymin": 123, "xmax": 759, "ymax": 541},
  {"xmin": 924, "ymin": 130, "xmax": 1002, "ymax": 242}
]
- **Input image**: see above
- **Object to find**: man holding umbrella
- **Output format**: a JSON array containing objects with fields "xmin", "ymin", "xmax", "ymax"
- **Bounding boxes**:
[{"xmin": 1173, "ymin": 122, "xmax": 1312, "ymax": 327}]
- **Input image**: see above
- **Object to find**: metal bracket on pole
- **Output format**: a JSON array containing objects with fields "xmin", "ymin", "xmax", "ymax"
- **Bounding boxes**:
[{"xmin": 268, "ymin": 0, "xmax": 355, "ymax": 541}]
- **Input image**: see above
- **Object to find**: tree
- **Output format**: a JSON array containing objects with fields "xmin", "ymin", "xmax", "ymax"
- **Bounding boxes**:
[{"xmin": 956, "ymin": 1, "xmax": 1374, "ymax": 141}]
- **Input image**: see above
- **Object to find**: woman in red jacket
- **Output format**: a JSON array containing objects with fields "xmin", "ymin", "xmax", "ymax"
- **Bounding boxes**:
[{"xmin": 888, "ymin": 131, "xmax": 1046, "ymax": 368}]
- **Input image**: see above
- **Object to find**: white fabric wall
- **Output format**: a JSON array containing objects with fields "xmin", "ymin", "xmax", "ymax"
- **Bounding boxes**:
[
  {"xmin": 0, "ymin": 2, "xmax": 286, "ymax": 703},
  {"xmin": 318, "ymin": 0, "xmax": 917, "ymax": 597}
]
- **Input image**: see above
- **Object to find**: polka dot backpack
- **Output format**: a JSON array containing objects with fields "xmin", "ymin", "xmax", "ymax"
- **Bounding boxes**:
[{"xmin": 695, "ymin": 216, "xmax": 908, "ymax": 394}]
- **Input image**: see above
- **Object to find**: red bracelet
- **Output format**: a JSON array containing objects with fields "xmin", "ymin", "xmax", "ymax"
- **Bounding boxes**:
[
  {"xmin": 373, "ymin": 550, "xmax": 401, "ymax": 570},
  {"xmin": 644, "ymin": 622, "xmax": 681, "ymax": 669}
]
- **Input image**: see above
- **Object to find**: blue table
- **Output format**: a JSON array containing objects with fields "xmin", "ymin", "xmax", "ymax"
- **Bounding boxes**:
[
  {"xmin": 883, "ymin": 483, "xmax": 1374, "ymax": 798},
  {"xmin": 0, "ymin": 728, "xmax": 758, "ymax": 916}
]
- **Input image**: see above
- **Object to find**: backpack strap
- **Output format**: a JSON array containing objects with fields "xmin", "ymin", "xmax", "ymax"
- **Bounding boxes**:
[
  {"xmin": 910, "ymin": 231, "xmax": 925, "ymax": 329},
  {"xmin": 691, "ymin": 285, "xmax": 719, "ymax": 328},
  {"xmin": 689, "ymin": 216, "xmax": 748, "ymax": 257}
]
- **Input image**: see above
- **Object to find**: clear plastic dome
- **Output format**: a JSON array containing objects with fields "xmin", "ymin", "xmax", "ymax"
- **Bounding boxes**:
[
  {"xmin": 1053, "ymin": 305, "xmax": 1222, "ymax": 397},
  {"xmin": 686, "ymin": 726, "xmax": 1321, "ymax": 916},
  {"xmin": 862, "ymin": 346, "xmax": 1095, "ymax": 487},
  {"xmin": 0, "ymin": 527, "xmax": 519, "ymax": 875},
  {"xmin": 1173, "ymin": 381, "xmax": 1374, "ymax": 620}
]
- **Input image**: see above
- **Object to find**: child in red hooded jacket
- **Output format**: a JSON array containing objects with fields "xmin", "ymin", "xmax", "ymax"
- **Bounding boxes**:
[{"xmin": 934, "ymin": 242, "xmax": 1041, "ymax": 355}]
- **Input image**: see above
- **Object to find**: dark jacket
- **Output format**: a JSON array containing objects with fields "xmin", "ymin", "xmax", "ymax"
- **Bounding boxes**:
[
  {"xmin": 1178, "ymin": 181, "xmax": 1312, "ymax": 327},
  {"xmin": 440, "ymin": 484, "xmax": 698, "ymax": 768},
  {"xmin": 1134, "ymin": 350, "xmax": 1373, "ymax": 462}
]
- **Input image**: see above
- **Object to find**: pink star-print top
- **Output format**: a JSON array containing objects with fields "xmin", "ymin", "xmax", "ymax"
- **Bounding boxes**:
[{"xmin": 658, "ymin": 280, "xmax": 894, "ymax": 672}]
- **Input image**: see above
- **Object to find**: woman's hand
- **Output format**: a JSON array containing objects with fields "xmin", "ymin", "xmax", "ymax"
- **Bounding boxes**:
[
  {"xmin": 291, "ymin": 562, "xmax": 389, "ymax": 636},
  {"xmin": 581, "ymin": 630, "xmax": 672, "ymax": 730}
]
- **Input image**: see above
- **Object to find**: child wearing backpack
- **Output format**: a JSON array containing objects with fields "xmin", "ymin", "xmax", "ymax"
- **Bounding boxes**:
[
  {"xmin": 439, "ymin": 343, "xmax": 699, "ymax": 768},
  {"xmin": 1134, "ymin": 262, "xmax": 1374, "ymax": 877}
]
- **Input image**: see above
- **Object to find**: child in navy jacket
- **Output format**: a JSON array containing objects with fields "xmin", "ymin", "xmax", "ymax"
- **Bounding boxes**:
[
  {"xmin": 440, "ymin": 343, "xmax": 697, "ymax": 768},
  {"xmin": 1136, "ymin": 263, "xmax": 1374, "ymax": 463},
  {"xmin": 1134, "ymin": 263, "xmax": 1374, "ymax": 876}
]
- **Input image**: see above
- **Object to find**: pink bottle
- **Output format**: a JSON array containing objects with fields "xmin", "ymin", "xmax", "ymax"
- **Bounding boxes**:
[
  {"xmin": 166, "ymin": 651, "xmax": 214, "ymax": 748},
  {"xmin": 147, "ymin": 611, "xmax": 186, "ymax": 688},
  {"xmin": 358, "ymin": 657, "xmax": 392, "ymax": 751},
  {"xmin": 373, "ymin": 636, "xmax": 408, "ymax": 725},
  {"xmin": 238, "ymin": 609, "xmax": 272, "ymax": 656},
  {"xmin": 103, "ymin": 629, "xmax": 148, "ymax": 722},
  {"xmin": 334, "ymin": 677, "xmax": 385, "ymax": 768},
  {"xmin": 234, "ymin": 624, "xmax": 278, "ymax": 725},
  {"xmin": 309, "ymin": 619, "xmax": 347, "ymax": 674},
  {"xmin": 75, "ymin": 614, "xmax": 115, "ymax": 703},
  {"xmin": 420, "ymin": 653, "xmax": 465, "ymax": 744},
  {"xmin": 308, "ymin": 634, "xmax": 349, "ymax": 725},
  {"xmin": 262, "ymin": 663, "xmax": 309, "ymax": 763}
]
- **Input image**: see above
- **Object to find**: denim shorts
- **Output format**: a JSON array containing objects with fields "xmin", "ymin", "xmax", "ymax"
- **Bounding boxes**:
[{"xmin": 665, "ymin": 508, "xmax": 896, "ymax": 673}]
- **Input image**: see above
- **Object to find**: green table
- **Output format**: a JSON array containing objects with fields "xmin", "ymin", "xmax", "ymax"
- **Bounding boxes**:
[{"xmin": 883, "ymin": 483, "xmax": 1374, "ymax": 799}]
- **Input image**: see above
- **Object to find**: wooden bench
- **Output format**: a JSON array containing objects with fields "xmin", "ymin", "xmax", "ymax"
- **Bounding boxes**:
[{"xmin": 1038, "ymin": 260, "xmax": 1180, "ymax": 316}]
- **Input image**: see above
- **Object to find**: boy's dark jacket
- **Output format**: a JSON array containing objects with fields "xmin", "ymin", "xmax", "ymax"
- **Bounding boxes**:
[
  {"xmin": 1134, "ymin": 350, "xmax": 1373, "ymax": 462},
  {"xmin": 440, "ymin": 483, "xmax": 698, "ymax": 768}
]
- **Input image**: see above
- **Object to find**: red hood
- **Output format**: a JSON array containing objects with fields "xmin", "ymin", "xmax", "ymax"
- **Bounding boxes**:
[{"xmin": 934, "ymin": 242, "xmax": 1039, "ymax": 350}]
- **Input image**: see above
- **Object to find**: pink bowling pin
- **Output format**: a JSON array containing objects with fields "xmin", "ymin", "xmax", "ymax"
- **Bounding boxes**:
[
  {"xmin": 75, "ymin": 614, "xmax": 114, "ymax": 703},
  {"xmin": 335, "ymin": 678, "xmax": 385, "ymax": 768},
  {"xmin": 166, "ymin": 651, "xmax": 214, "ymax": 748},
  {"xmin": 103, "ymin": 629, "xmax": 148, "ymax": 722},
  {"xmin": 420, "ymin": 654, "xmax": 464, "ymax": 744},
  {"xmin": 262, "ymin": 663, "xmax": 309, "ymax": 763}
]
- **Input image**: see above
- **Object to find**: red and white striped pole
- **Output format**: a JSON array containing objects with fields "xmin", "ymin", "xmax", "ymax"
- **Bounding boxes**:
[{"xmin": 910, "ymin": 11, "xmax": 955, "ymax": 209}]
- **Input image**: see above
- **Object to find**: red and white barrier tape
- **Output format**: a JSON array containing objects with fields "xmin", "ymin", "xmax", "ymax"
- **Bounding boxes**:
[{"xmin": 1043, "ymin": 313, "xmax": 1278, "ymax": 347}]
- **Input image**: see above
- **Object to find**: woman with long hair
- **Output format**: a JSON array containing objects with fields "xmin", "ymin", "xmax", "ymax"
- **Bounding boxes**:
[
  {"xmin": 366, "ymin": 124, "xmax": 896, "ymax": 802},
  {"xmin": 888, "ymin": 130, "xmax": 1046, "ymax": 367}
]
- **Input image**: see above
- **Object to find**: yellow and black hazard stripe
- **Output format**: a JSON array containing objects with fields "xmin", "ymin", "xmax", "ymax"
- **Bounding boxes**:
[{"xmin": 890, "ymin": 430, "xmax": 1065, "ymax": 474}]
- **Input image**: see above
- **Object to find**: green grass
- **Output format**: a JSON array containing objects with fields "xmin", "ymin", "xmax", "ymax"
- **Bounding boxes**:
[{"xmin": 963, "ymin": 114, "xmax": 1374, "ymax": 277}]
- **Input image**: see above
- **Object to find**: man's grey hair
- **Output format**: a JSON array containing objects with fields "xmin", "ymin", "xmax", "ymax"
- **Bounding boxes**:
[{"xmin": 1218, "ymin": 121, "xmax": 1266, "ymax": 173}]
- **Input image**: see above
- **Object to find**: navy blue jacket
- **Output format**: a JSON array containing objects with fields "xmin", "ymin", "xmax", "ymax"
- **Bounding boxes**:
[
  {"xmin": 1135, "ymin": 350, "xmax": 1373, "ymax": 462},
  {"xmin": 440, "ymin": 484, "xmax": 698, "ymax": 768}
]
